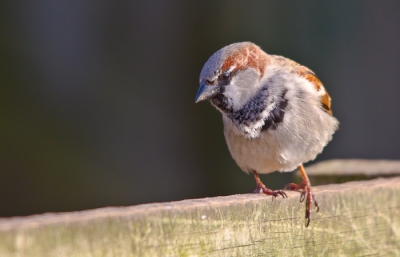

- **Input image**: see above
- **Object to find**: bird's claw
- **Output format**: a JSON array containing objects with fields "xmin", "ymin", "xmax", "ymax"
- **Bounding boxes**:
[
  {"xmin": 254, "ymin": 186, "xmax": 287, "ymax": 198},
  {"xmin": 284, "ymin": 182, "xmax": 319, "ymax": 227},
  {"xmin": 272, "ymin": 189, "xmax": 287, "ymax": 198},
  {"xmin": 300, "ymin": 191, "xmax": 306, "ymax": 203},
  {"xmin": 252, "ymin": 171, "xmax": 287, "ymax": 199}
]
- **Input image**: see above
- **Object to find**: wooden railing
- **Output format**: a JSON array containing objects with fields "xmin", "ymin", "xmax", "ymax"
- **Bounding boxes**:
[{"xmin": 1, "ymin": 160, "xmax": 400, "ymax": 256}]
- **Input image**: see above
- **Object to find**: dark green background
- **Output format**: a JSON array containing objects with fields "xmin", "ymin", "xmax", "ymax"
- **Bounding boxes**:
[{"xmin": 1, "ymin": 1, "xmax": 399, "ymax": 217}]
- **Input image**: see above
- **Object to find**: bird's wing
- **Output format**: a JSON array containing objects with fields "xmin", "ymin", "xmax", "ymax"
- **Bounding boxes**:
[
  {"xmin": 271, "ymin": 55, "xmax": 333, "ymax": 116},
  {"xmin": 298, "ymin": 69, "xmax": 333, "ymax": 116}
]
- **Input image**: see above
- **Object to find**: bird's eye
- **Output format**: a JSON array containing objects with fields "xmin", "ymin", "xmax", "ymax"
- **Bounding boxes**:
[{"xmin": 219, "ymin": 72, "xmax": 231, "ymax": 81}]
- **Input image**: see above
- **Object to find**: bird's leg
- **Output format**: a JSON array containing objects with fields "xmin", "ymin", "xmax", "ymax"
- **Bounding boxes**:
[
  {"xmin": 252, "ymin": 170, "xmax": 287, "ymax": 198},
  {"xmin": 284, "ymin": 164, "xmax": 319, "ymax": 227}
]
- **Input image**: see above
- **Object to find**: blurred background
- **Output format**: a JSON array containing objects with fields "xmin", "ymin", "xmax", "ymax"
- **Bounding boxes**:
[{"xmin": 1, "ymin": 1, "xmax": 399, "ymax": 217}]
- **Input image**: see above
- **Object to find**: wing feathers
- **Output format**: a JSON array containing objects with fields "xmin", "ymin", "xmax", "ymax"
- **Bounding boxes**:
[{"xmin": 298, "ymin": 70, "xmax": 333, "ymax": 116}]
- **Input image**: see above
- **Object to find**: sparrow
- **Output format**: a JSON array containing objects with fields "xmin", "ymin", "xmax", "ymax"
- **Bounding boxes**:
[{"xmin": 195, "ymin": 42, "xmax": 339, "ymax": 226}]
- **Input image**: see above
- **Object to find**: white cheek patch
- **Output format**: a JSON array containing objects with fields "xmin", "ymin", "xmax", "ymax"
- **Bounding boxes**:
[
  {"xmin": 224, "ymin": 69, "xmax": 261, "ymax": 111},
  {"xmin": 223, "ymin": 80, "xmax": 246, "ymax": 108}
]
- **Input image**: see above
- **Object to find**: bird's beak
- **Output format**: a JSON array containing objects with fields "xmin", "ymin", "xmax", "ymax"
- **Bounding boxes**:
[{"xmin": 195, "ymin": 81, "xmax": 220, "ymax": 103}]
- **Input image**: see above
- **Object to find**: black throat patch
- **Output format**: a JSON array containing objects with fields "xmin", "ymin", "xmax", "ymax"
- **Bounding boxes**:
[
  {"xmin": 227, "ymin": 86, "xmax": 269, "ymax": 127},
  {"xmin": 261, "ymin": 89, "xmax": 288, "ymax": 131},
  {"xmin": 211, "ymin": 85, "xmax": 289, "ymax": 135}
]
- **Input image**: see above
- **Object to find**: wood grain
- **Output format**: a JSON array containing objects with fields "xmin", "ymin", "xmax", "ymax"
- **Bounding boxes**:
[{"xmin": 1, "ymin": 177, "xmax": 400, "ymax": 256}]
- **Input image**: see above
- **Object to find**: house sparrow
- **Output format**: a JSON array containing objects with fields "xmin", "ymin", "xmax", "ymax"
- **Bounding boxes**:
[{"xmin": 195, "ymin": 42, "xmax": 339, "ymax": 227}]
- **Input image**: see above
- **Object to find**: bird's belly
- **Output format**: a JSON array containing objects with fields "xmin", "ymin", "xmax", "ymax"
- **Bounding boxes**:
[
  {"xmin": 222, "ymin": 103, "xmax": 338, "ymax": 174},
  {"xmin": 224, "ymin": 129, "xmax": 299, "ymax": 174}
]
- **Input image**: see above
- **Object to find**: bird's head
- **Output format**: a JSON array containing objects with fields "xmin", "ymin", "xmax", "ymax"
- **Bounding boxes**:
[{"xmin": 195, "ymin": 42, "xmax": 270, "ymax": 113}]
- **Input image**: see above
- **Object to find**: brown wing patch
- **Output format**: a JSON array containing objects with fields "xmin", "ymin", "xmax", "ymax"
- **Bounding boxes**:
[
  {"xmin": 271, "ymin": 55, "xmax": 333, "ymax": 115},
  {"xmin": 320, "ymin": 91, "xmax": 332, "ymax": 115},
  {"xmin": 272, "ymin": 55, "xmax": 323, "ymax": 93},
  {"xmin": 221, "ymin": 43, "xmax": 269, "ymax": 77},
  {"xmin": 302, "ymin": 72, "xmax": 322, "ymax": 91},
  {"xmin": 297, "ymin": 69, "xmax": 333, "ymax": 116}
]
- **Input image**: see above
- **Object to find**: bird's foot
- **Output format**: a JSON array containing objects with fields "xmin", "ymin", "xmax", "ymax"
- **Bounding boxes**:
[
  {"xmin": 284, "ymin": 180, "xmax": 319, "ymax": 227},
  {"xmin": 252, "ymin": 170, "xmax": 287, "ymax": 198},
  {"xmin": 253, "ymin": 185, "xmax": 287, "ymax": 198}
]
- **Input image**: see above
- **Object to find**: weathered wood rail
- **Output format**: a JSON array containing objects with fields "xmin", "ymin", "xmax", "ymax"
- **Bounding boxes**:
[
  {"xmin": 1, "ymin": 160, "xmax": 400, "ymax": 256},
  {"xmin": 297, "ymin": 159, "xmax": 400, "ymax": 185}
]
